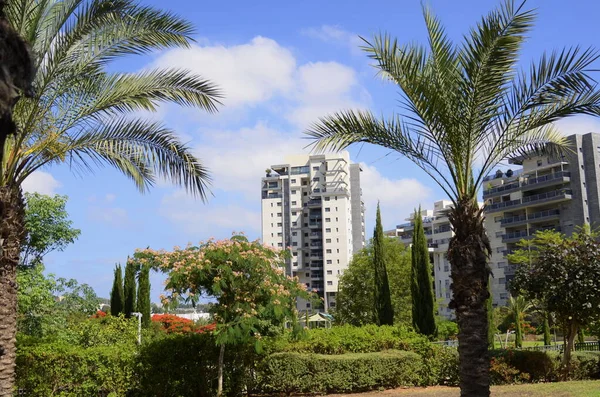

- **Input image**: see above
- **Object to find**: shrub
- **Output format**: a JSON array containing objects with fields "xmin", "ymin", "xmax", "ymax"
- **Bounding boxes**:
[
  {"xmin": 569, "ymin": 351, "xmax": 600, "ymax": 380},
  {"xmin": 151, "ymin": 313, "xmax": 195, "ymax": 334},
  {"xmin": 16, "ymin": 343, "xmax": 137, "ymax": 396},
  {"xmin": 275, "ymin": 324, "xmax": 429, "ymax": 354},
  {"xmin": 491, "ymin": 350, "xmax": 557, "ymax": 382},
  {"xmin": 255, "ymin": 350, "xmax": 423, "ymax": 394},
  {"xmin": 490, "ymin": 354, "xmax": 531, "ymax": 385},
  {"xmin": 420, "ymin": 345, "xmax": 460, "ymax": 386}
]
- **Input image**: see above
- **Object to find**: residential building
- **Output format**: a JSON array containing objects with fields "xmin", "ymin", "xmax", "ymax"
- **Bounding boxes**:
[
  {"xmin": 261, "ymin": 152, "xmax": 365, "ymax": 312},
  {"xmin": 483, "ymin": 132, "xmax": 600, "ymax": 305}
]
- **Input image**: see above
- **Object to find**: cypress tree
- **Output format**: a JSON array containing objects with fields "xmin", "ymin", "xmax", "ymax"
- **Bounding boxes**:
[
  {"xmin": 543, "ymin": 311, "xmax": 551, "ymax": 346},
  {"xmin": 137, "ymin": 266, "xmax": 151, "ymax": 328},
  {"xmin": 110, "ymin": 264, "xmax": 124, "ymax": 316},
  {"xmin": 123, "ymin": 259, "xmax": 137, "ymax": 318},
  {"xmin": 411, "ymin": 207, "xmax": 436, "ymax": 336},
  {"xmin": 373, "ymin": 203, "xmax": 394, "ymax": 325}
]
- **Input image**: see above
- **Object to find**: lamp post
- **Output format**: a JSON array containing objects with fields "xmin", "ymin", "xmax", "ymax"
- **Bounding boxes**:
[{"xmin": 131, "ymin": 312, "xmax": 142, "ymax": 345}]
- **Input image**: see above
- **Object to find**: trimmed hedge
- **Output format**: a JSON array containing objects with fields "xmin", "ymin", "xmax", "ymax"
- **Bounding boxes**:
[
  {"xmin": 256, "ymin": 350, "xmax": 423, "ymax": 394},
  {"xmin": 16, "ymin": 342, "xmax": 137, "ymax": 396}
]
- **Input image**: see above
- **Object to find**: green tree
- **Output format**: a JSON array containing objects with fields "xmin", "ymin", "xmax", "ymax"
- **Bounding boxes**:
[
  {"xmin": 411, "ymin": 208, "xmax": 436, "ymax": 336},
  {"xmin": 136, "ymin": 265, "xmax": 151, "ymax": 328},
  {"xmin": 373, "ymin": 204, "xmax": 393, "ymax": 325},
  {"xmin": 507, "ymin": 295, "xmax": 532, "ymax": 348},
  {"xmin": 511, "ymin": 229, "xmax": 600, "ymax": 374},
  {"xmin": 132, "ymin": 236, "xmax": 315, "ymax": 397},
  {"xmin": 21, "ymin": 193, "xmax": 81, "ymax": 269},
  {"xmin": 0, "ymin": 1, "xmax": 220, "ymax": 390},
  {"xmin": 305, "ymin": 1, "xmax": 600, "ymax": 392},
  {"xmin": 123, "ymin": 260, "xmax": 137, "ymax": 318},
  {"xmin": 110, "ymin": 265, "xmax": 124, "ymax": 316},
  {"xmin": 334, "ymin": 237, "xmax": 412, "ymax": 325}
]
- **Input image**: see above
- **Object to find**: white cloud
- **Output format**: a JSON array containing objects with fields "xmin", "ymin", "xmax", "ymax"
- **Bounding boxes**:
[
  {"xmin": 22, "ymin": 171, "xmax": 61, "ymax": 195},
  {"xmin": 105, "ymin": 194, "xmax": 116, "ymax": 203},
  {"xmin": 302, "ymin": 25, "xmax": 364, "ymax": 55},
  {"xmin": 87, "ymin": 206, "xmax": 129, "ymax": 228},
  {"xmin": 160, "ymin": 190, "xmax": 261, "ymax": 237},
  {"xmin": 195, "ymin": 122, "xmax": 307, "ymax": 199},
  {"xmin": 154, "ymin": 37, "xmax": 296, "ymax": 108},
  {"xmin": 359, "ymin": 163, "xmax": 432, "ymax": 230}
]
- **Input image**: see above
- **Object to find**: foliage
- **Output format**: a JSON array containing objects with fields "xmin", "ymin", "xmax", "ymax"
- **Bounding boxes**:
[
  {"xmin": 334, "ymin": 238, "xmax": 412, "ymax": 326},
  {"xmin": 110, "ymin": 265, "xmax": 124, "ymax": 316},
  {"xmin": 508, "ymin": 295, "xmax": 533, "ymax": 348},
  {"xmin": 131, "ymin": 236, "xmax": 315, "ymax": 347},
  {"xmin": 17, "ymin": 265, "xmax": 99, "ymax": 338},
  {"xmin": 21, "ymin": 193, "xmax": 81, "ymax": 269},
  {"xmin": 274, "ymin": 324, "xmax": 430, "ymax": 355},
  {"xmin": 411, "ymin": 207, "xmax": 436, "ymax": 336},
  {"xmin": 123, "ymin": 260, "xmax": 137, "ymax": 318},
  {"xmin": 135, "ymin": 332, "xmax": 253, "ymax": 397},
  {"xmin": 151, "ymin": 314, "xmax": 196, "ymax": 334},
  {"xmin": 256, "ymin": 350, "xmax": 423, "ymax": 394},
  {"xmin": 511, "ymin": 229, "xmax": 600, "ymax": 370},
  {"xmin": 373, "ymin": 204, "xmax": 394, "ymax": 325},
  {"xmin": 16, "ymin": 343, "xmax": 137, "ymax": 396},
  {"xmin": 63, "ymin": 315, "xmax": 139, "ymax": 348},
  {"xmin": 137, "ymin": 266, "xmax": 151, "ymax": 327},
  {"xmin": 436, "ymin": 319, "xmax": 459, "ymax": 340}
]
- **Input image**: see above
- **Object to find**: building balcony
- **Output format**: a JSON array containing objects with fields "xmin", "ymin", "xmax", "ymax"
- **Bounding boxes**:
[
  {"xmin": 308, "ymin": 222, "xmax": 322, "ymax": 228},
  {"xmin": 262, "ymin": 192, "xmax": 282, "ymax": 199},
  {"xmin": 305, "ymin": 198, "xmax": 322, "ymax": 208},
  {"xmin": 504, "ymin": 264, "xmax": 518, "ymax": 276},
  {"xmin": 309, "ymin": 242, "xmax": 323, "ymax": 249},
  {"xmin": 310, "ymin": 261, "xmax": 324, "ymax": 269},
  {"xmin": 309, "ymin": 232, "xmax": 322, "ymax": 239},
  {"xmin": 501, "ymin": 230, "xmax": 529, "ymax": 243},
  {"xmin": 485, "ymin": 189, "xmax": 572, "ymax": 213},
  {"xmin": 500, "ymin": 214, "xmax": 527, "ymax": 227},
  {"xmin": 483, "ymin": 171, "xmax": 569, "ymax": 198},
  {"xmin": 310, "ymin": 251, "xmax": 324, "ymax": 259},
  {"xmin": 500, "ymin": 209, "xmax": 560, "ymax": 227}
]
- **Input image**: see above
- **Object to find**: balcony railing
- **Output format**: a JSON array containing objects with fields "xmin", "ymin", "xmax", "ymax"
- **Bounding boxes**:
[
  {"xmin": 500, "ymin": 214, "xmax": 527, "ymax": 226},
  {"xmin": 308, "ymin": 222, "xmax": 322, "ymax": 228},
  {"xmin": 502, "ymin": 230, "xmax": 528, "ymax": 241},
  {"xmin": 262, "ymin": 193, "xmax": 282, "ymax": 199},
  {"xmin": 483, "ymin": 171, "xmax": 570, "ymax": 196},
  {"xmin": 528, "ymin": 209, "xmax": 560, "ymax": 222},
  {"xmin": 486, "ymin": 189, "xmax": 572, "ymax": 212},
  {"xmin": 305, "ymin": 199, "xmax": 322, "ymax": 208}
]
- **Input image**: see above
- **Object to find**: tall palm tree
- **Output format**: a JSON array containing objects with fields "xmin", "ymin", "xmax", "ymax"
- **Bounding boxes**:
[
  {"xmin": 0, "ymin": 1, "xmax": 220, "ymax": 392},
  {"xmin": 306, "ymin": 1, "xmax": 600, "ymax": 395},
  {"xmin": 508, "ymin": 295, "xmax": 532, "ymax": 348}
]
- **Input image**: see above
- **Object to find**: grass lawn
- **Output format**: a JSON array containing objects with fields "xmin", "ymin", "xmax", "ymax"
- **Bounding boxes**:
[{"xmin": 332, "ymin": 380, "xmax": 600, "ymax": 396}]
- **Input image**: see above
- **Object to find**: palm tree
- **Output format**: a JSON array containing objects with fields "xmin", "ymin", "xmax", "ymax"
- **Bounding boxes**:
[
  {"xmin": 508, "ymin": 295, "xmax": 532, "ymax": 348},
  {"xmin": 0, "ymin": 1, "xmax": 221, "ymax": 392},
  {"xmin": 306, "ymin": 1, "xmax": 600, "ymax": 395}
]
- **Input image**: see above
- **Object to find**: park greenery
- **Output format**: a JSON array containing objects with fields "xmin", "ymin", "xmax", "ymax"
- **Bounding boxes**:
[
  {"xmin": 411, "ymin": 207, "xmax": 436, "ymax": 336},
  {"xmin": 373, "ymin": 204, "xmax": 394, "ymax": 326}
]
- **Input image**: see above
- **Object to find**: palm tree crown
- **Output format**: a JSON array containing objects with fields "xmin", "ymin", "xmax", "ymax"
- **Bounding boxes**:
[
  {"xmin": 307, "ymin": 1, "xmax": 600, "ymax": 204},
  {"xmin": 3, "ymin": 0, "xmax": 221, "ymax": 198}
]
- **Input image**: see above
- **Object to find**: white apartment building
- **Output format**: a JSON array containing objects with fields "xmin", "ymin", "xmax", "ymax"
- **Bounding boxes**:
[{"xmin": 261, "ymin": 152, "xmax": 365, "ymax": 312}]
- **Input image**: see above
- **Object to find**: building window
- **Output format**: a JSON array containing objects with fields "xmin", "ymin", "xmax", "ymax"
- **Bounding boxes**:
[
  {"xmin": 291, "ymin": 189, "xmax": 297, "ymax": 194},
  {"xmin": 325, "ymin": 228, "xmax": 331, "ymax": 232},
  {"xmin": 326, "ymin": 239, "xmax": 331, "ymax": 243},
  {"xmin": 327, "ymin": 281, "xmax": 333, "ymax": 286},
  {"xmin": 276, "ymin": 202, "xmax": 281, "ymax": 206},
  {"xmin": 326, "ymin": 249, "xmax": 332, "ymax": 254},
  {"xmin": 537, "ymin": 160, "xmax": 542, "ymax": 166},
  {"xmin": 499, "ymin": 278, "xmax": 506, "ymax": 285},
  {"xmin": 293, "ymin": 252, "xmax": 298, "ymax": 256},
  {"xmin": 324, "ymin": 197, "xmax": 330, "ymax": 201},
  {"xmin": 268, "ymin": 182, "xmax": 278, "ymax": 188},
  {"xmin": 291, "ymin": 201, "xmax": 297, "ymax": 206},
  {"xmin": 292, "ymin": 242, "xmax": 298, "ymax": 246},
  {"xmin": 291, "ymin": 179, "xmax": 296, "ymax": 184},
  {"xmin": 302, "ymin": 180, "xmax": 308, "ymax": 185},
  {"xmin": 292, "ymin": 231, "xmax": 297, "ymax": 236},
  {"xmin": 325, "ymin": 208, "xmax": 331, "ymax": 212},
  {"xmin": 445, "ymin": 279, "xmax": 450, "ymax": 287},
  {"xmin": 277, "ymin": 223, "xmax": 282, "ymax": 227},
  {"xmin": 306, "ymin": 273, "xmax": 310, "ymax": 277},
  {"xmin": 303, "ymin": 192, "xmax": 308, "ymax": 196},
  {"xmin": 327, "ymin": 260, "xmax": 332, "ymax": 264},
  {"xmin": 312, "ymin": 177, "xmax": 320, "ymax": 182},
  {"xmin": 312, "ymin": 166, "xmax": 320, "ymax": 171},
  {"xmin": 292, "ymin": 211, "xmax": 297, "ymax": 216},
  {"xmin": 306, "ymin": 303, "xmax": 311, "ymax": 308},
  {"xmin": 445, "ymin": 292, "xmax": 451, "ymax": 299},
  {"xmin": 327, "ymin": 270, "xmax": 333, "ymax": 275},
  {"xmin": 444, "ymin": 265, "xmax": 449, "ymax": 272},
  {"xmin": 304, "ymin": 233, "xmax": 308, "ymax": 237},
  {"xmin": 277, "ymin": 232, "xmax": 282, "ymax": 237},
  {"xmin": 325, "ymin": 218, "xmax": 331, "ymax": 222},
  {"xmin": 277, "ymin": 213, "xmax": 282, "ymax": 217},
  {"xmin": 304, "ymin": 223, "xmax": 308, "ymax": 227},
  {"xmin": 277, "ymin": 243, "xmax": 283, "ymax": 247},
  {"xmin": 292, "ymin": 222, "xmax": 297, "ymax": 226}
]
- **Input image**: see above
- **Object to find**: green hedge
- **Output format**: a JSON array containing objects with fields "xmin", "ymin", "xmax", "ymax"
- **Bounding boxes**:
[
  {"xmin": 16, "ymin": 342, "xmax": 137, "ymax": 396},
  {"xmin": 255, "ymin": 350, "xmax": 423, "ymax": 394}
]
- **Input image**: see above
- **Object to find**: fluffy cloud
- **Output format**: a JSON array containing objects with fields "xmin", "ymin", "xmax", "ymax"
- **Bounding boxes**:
[
  {"xmin": 22, "ymin": 171, "xmax": 61, "ymax": 195},
  {"xmin": 359, "ymin": 163, "xmax": 432, "ymax": 230},
  {"xmin": 154, "ymin": 37, "xmax": 296, "ymax": 108},
  {"xmin": 160, "ymin": 189, "xmax": 261, "ymax": 237}
]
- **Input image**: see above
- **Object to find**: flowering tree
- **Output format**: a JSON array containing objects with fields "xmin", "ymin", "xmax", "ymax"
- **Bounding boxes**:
[
  {"xmin": 510, "ymin": 228, "xmax": 600, "ymax": 375},
  {"xmin": 130, "ymin": 235, "xmax": 315, "ymax": 396}
]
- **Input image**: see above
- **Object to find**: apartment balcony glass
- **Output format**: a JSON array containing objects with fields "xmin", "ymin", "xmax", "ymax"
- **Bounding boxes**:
[
  {"xmin": 483, "ymin": 171, "xmax": 570, "ymax": 197},
  {"xmin": 501, "ymin": 230, "xmax": 528, "ymax": 243},
  {"xmin": 305, "ymin": 198, "xmax": 322, "ymax": 208},
  {"xmin": 500, "ymin": 214, "xmax": 527, "ymax": 226},
  {"xmin": 309, "ymin": 232, "xmax": 322, "ymax": 239},
  {"xmin": 486, "ymin": 189, "xmax": 572, "ymax": 212},
  {"xmin": 310, "ymin": 251, "xmax": 323, "ymax": 259},
  {"xmin": 262, "ymin": 192, "xmax": 282, "ymax": 199},
  {"xmin": 504, "ymin": 264, "xmax": 518, "ymax": 275},
  {"xmin": 500, "ymin": 209, "xmax": 560, "ymax": 226},
  {"xmin": 308, "ymin": 222, "xmax": 322, "ymax": 228}
]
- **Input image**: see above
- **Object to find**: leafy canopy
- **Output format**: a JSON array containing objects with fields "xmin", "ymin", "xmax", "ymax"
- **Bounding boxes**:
[
  {"xmin": 21, "ymin": 193, "xmax": 81, "ymax": 268},
  {"xmin": 131, "ymin": 235, "xmax": 316, "ymax": 349}
]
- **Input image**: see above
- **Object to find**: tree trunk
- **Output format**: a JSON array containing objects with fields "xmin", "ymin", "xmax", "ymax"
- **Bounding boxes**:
[
  {"xmin": 0, "ymin": 187, "xmax": 26, "ymax": 396},
  {"xmin": 515, "ymin": 313, "xmax": 523, "ymax": 348},
  {"xmin": 561, "ymin": 321, "xmax": 578, "ymax": 380},
  {"xmin": 543, "ymin": 311, "xmax": 551, "ymax": 346},
  {"xmin": 217, "ymin": 343, "xmax": 225, "ymax": 397},
  {"xmin": 447, "ymin": 198, "xmax": 491, "ymax": 397}
]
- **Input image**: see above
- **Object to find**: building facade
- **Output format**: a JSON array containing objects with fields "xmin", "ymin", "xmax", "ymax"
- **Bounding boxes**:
[
  {"xmin": 261, "ymin": 152, "xmax": 365, "ymax": 312},
  {"xmin": 483, "ymin": 132, "xmax": 600, "ymax": 306}
]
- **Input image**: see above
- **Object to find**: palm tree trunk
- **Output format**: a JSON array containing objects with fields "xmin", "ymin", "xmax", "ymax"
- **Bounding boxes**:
[
  {"xmin": 447, "ymin": 198, "xmax": 491, "ymax": 397},
  {"xmin": 0, "ymin": 186, "xmax": 26, "ymax": 396}
]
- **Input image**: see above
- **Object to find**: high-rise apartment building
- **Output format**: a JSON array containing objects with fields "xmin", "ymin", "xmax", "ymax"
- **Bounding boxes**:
[
  {"xmin": 261, "ymin": 152, "xmax": 365, "ymax": 312},
  {"xmin": 484, "ymin": 132, "xmax": 600, "ymax": 306}
]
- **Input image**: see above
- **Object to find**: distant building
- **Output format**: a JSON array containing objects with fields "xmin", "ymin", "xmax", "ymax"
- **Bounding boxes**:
[{"xmin": 261, "ymin": 152, "xmax": 365, "ymax": 312}]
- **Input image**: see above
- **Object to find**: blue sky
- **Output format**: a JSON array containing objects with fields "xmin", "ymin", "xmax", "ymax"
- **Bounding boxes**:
[{"xmin": 28, "ymin": 0, "xmax": 600, "ymax": 302}]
